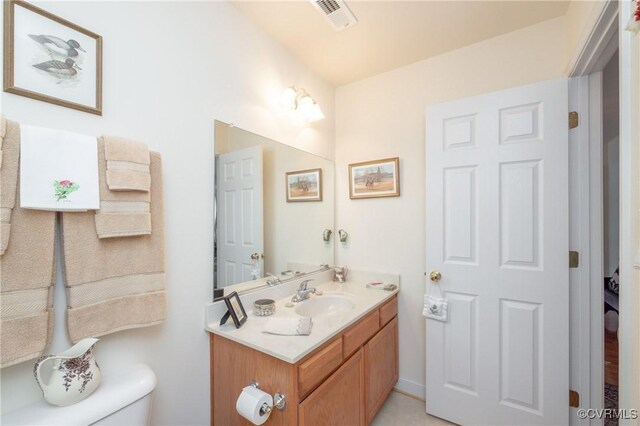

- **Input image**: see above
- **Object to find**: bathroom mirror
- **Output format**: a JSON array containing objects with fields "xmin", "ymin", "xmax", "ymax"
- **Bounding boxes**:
[{"xmin": 213, "ymin": 120, "xmax": 334, "ymax": 295}]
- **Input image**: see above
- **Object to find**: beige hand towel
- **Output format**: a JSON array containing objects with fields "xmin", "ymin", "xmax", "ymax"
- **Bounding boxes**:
[
  {"xmin": 0, "ymin": 119, "xmax": 19, "ymax": 255},
  {"xmin": 1, "ymin": 310, "xmax": 54, "ymax": 367},
  {"xmin": 0, "ymin": 120, "xmax": 57, "ymax": 368},
  {"xmin": 0, "ymin": 114, "xmax": 6, "ymax": 168},
  {"xmin": 95, "ymin": 137, "xmax": 151, "ymax": 238},
  {"xmin": 103, "ymin": 135, "xmax": 150, "ymax": 192},
  {"xmin": 0, "ymin": 195, "xmax": 56, "ymax": 367},
  {"xmin": 62, "ymin": 151, "xmax": 166, "ymax": 343}
]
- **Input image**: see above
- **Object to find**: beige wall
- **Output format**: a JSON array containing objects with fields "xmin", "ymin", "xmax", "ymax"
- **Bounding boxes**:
[
  {"xmin": 0, "ymin": 1, "xmax": 334, "ymax": 424},
  {"xmin": 334, "ymin": 16, "xmax": 568, "ymax": 396},
  {"xmin": 565, "ymin": 0, "xmax": 607, "ymax": 72},
  {"xmin": 266, "ymin": 141, "xmax": 334, "ymax": 275}
]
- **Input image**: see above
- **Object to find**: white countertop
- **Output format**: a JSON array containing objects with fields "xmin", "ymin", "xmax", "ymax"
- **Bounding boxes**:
[{"xmin": 206, "ymin": 279, "xmax": 399, "ymax": 364}]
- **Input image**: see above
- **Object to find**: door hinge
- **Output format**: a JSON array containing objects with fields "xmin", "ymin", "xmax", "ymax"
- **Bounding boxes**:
[
  {"xmin": 569, "ymin": 111, "xmax": 579, "ymax": 129},
  {"xmin": 569, "ymin": 389, "xmax": 580, "ymax": 407},
  {"xmin": 569, "ymin": 251, "xmax": 579, "ymax": 268}
]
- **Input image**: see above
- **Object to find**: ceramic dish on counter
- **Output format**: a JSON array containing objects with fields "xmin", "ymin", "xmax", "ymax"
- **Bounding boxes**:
[{"xmin": 253, "ymin": 299, "xmax": 276, "ymax": 316}]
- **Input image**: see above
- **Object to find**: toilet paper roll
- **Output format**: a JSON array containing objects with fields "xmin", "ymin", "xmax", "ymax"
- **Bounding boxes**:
[{"xmin": 236, "ymin": 386, "xmax": 274, "ymax": 425}]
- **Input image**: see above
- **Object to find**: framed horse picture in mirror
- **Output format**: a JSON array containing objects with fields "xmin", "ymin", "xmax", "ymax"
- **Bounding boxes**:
[{"xmin": 286, "ymin": 168, "xmax": 322, "ymax": 202}]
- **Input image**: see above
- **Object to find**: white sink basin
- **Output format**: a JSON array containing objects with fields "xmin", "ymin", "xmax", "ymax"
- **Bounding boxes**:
[{"xmin": 294, "ymin": 295, "xmax": 356, "ymax": 318}]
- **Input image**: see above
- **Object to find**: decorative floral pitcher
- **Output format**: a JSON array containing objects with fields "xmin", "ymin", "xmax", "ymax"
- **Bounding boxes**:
[{"xmin": 34, "ymin": 338, "xmax": 101, "ymax": 406}]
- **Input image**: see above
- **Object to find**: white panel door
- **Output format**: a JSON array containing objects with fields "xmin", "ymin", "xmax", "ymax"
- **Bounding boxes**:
[
  {"xmin": 217, "ymin": 146, "xmax": 263, "ymax": 287},
  {"xmin": 425, "ymin": 79, "xmax": 569, "ymax": 425}
]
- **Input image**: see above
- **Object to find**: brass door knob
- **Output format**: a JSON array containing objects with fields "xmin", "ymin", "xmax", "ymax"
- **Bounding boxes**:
[
  {"xmin": 250, "ymin": 253, "xmax": 262, "ymax": 261},
  {"xmin": 429, "ymin": 270, "xmax": 442, "ymax": 282}
]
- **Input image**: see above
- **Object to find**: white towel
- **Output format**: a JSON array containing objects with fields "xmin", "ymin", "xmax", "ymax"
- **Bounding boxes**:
[
  {"xmin": 20, "ymin": 125, "xmax": 99, "ymax": 211},
  {"xmin": 262, "ymin": 317, "xmax": 313, "ymax": 336},
  {"xmin": 422, "ymin": 293, "xmax": 448, "ymax": 322}
]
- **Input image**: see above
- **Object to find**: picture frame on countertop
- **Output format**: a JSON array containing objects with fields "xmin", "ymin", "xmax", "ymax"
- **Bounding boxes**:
[{"xmin": 220, "ymin": 291, "xmax": 247, "ymax": 328}]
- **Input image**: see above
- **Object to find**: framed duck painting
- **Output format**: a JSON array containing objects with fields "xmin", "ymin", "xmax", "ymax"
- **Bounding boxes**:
[{"xmin": 3, "ymin": 0, "xmax": 103, "ymax": 115}]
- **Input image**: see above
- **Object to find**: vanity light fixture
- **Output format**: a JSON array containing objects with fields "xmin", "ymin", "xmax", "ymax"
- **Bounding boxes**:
[{"xmin": 281, "ymin": 87, "xmax": 325, "ymax": 122}]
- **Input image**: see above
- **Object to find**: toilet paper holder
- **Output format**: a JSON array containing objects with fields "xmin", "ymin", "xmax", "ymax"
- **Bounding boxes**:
[{"xmin": 248, "ymin": 380, "xmax": 286, "ymax": 415}]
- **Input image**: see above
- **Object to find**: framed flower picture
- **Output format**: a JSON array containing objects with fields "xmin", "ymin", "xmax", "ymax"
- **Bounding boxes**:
[
  {"xmin": 3, "ymin": 0, "xmax": 103, "ymax": 115},
  {"xmin": 349, "ymin": 157, "xmax": 400, "ymax": 199}
]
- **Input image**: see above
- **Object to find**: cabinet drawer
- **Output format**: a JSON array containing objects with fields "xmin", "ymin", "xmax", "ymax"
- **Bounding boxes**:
[
  {"xmin": 379, "ymin": 296, "xmax": 398, "ymax": 327},
  {"xmin": 298, "ymin": 338, "xmax": 343, "ymax": 398},
  {"xmin": 298, "ymin": 349, "xmax": 364, "ymax": 426},
  {"xmin": 343, "ymin": 310, "xmax": 380, "ymax": 358}
]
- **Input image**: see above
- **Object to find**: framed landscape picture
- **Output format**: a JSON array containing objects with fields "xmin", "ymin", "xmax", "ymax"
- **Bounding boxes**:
[
  {"xmin": 3, "ymin": 0, "xmax": 103, "ymax": 115},
  {"xmin": 349, "ymin": 157, "xmax": 400, "ymax": 199},
  {"xmin": 286, "ymin": 168, "xmax": 322, "ymax": 202}
]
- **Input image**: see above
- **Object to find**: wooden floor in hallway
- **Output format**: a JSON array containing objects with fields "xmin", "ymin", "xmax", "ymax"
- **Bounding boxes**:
[{"xmin": 605, "ymin": 329, "xmax": 619, "ymax": 386}]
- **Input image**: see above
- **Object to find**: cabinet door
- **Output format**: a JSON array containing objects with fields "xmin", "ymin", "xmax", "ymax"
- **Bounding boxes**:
[
  {"xmin": 364, "ymin": 316, "xmax": 398, "ymax": 423},
  {"xmin": 299, "ymin": 349, "xmax": 365, "ymax": 426}
]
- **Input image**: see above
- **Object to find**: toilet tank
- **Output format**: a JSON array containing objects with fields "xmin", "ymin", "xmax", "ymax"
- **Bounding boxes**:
[{"xmin": 2, "ymin": 363, "xmax": 157, "ymax": 426}]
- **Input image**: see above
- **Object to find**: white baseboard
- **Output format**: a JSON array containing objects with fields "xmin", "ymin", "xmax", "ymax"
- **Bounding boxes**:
[{"xmin": 394, "ymin": 378, "xmax": 426, "ymax": 400}]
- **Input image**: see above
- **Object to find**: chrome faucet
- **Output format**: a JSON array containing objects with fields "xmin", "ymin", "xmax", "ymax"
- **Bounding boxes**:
[
  {"xmin": 291, "ymin": 279, "xmax": 316, "ymax": 303},
  {"xmin": 265, "ymin": 273, "xmax": 281, "ymax": 286}
]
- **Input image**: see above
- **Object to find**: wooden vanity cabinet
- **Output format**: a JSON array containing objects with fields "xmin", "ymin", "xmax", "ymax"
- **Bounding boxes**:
[
  {"xmin": 210, "ymin": 295, "xmax": 398, "ymax": 426},
  {"xmin": 299, "ymin": 348, "xmax": 365, "ymax": 426},
  {"xmin": 211, "ymin": 334, "xmax": 299, "ymax": 426},
  {"xmin": 364, "ymin": 316, "xmax": 399, "ymax": 423}
]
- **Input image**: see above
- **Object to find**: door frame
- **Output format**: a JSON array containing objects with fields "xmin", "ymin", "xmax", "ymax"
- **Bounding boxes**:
[
  {"xmin": 616, "ymin": 0, "xmax": 640, "ymax": 418},
  {"xmin": 568, "ymin": 0, "xmax": 639, "ymax": 421},
  {"xmin": 568, "ymin": 71, "xmax": 605, "ymax": 424}
]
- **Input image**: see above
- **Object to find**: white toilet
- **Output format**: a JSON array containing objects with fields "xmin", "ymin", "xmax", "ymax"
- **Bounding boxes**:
[{"xmin": 3, "ymin": 363, "xmax": 157, "ymax": 426}]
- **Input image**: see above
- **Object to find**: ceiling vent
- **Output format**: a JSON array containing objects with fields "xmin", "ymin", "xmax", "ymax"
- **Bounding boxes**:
[{"xmin": 310, "ymin": 0, "xmax": 358, "ymax": 31}]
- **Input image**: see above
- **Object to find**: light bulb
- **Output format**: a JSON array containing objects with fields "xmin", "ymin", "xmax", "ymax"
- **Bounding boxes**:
[
  {"xmin": 280, "ymin": 87, "xmax": 297, "ymax": 110},
  {"xmin": 298, "ymin": 95, "xmax": 314, "ymax": 119},
  {"xmin": 308, "ymin": 104, "xmax": 325, "ymax": 122}
]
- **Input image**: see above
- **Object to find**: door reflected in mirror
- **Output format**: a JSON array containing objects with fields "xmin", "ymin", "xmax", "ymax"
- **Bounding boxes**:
[{"xmin": 214, "ymin": 121, "xmax": 334, "ymax": 295}]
